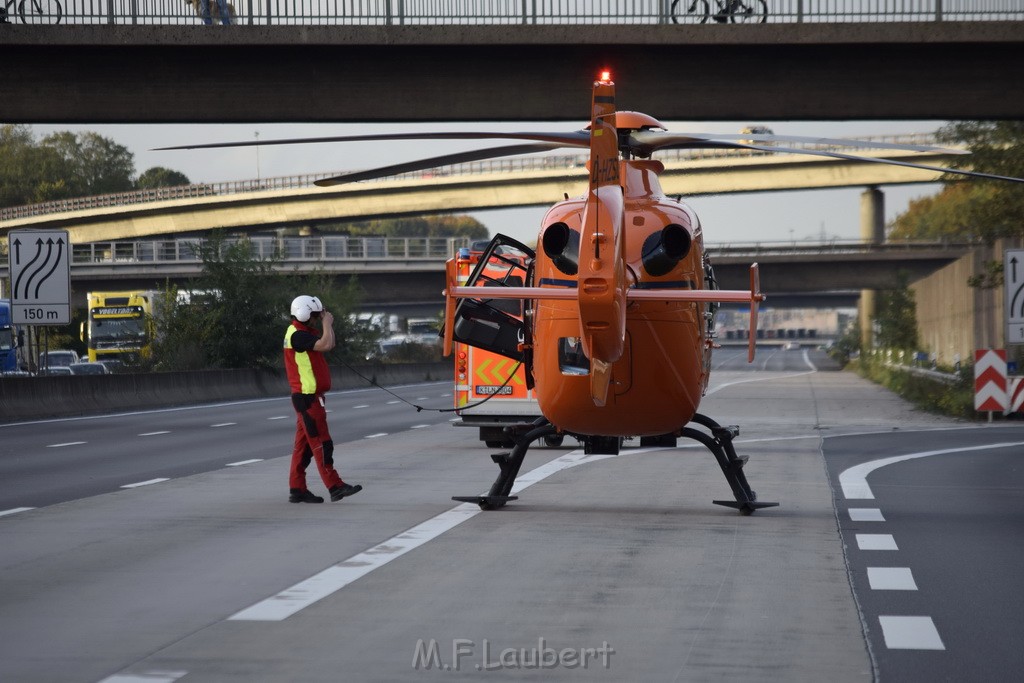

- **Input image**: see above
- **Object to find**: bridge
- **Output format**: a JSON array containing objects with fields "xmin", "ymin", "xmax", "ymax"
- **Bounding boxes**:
[
  {"xmin": 0, "ymin": 234, "xmax": 969, "ymax": 313},
  {"xmin": 3, "ymin": 4, "xmax": 1023, "ymax": 122},
  {"xmin": 0, "ymin": 136, "xmax": 956, "ymax": 243}
]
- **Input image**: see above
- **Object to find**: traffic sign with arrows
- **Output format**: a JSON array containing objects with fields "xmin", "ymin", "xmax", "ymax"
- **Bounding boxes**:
[
  {"xmin": 1006, "ymin": 249, "xmax": 1024, "ymax": 344},
  {"xmin": 7, "ymin": 230, "xmax": 72, "ymax": 325}
]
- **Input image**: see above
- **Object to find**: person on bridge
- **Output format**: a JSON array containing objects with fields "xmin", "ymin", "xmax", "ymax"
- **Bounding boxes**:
[{"xmin": 284, "ymin": 295, "xmax": 362, "ymax": 504}]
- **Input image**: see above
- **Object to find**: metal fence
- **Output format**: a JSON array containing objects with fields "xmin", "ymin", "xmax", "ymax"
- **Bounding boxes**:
[{"xmin": 7, "ymin": 0, "xmax": 1023, "ymax": 26}]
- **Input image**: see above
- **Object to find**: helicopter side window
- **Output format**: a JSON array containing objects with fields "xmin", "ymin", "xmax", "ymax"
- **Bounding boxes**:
[{"xmin": 558, "ymin": 337, "xmax": 590, "ymax": 375}]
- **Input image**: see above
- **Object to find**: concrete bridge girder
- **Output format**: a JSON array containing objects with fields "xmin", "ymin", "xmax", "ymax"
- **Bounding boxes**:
[{"xmin": 3, "ymin": 24, "xmax": 1024, "ymax": 122}]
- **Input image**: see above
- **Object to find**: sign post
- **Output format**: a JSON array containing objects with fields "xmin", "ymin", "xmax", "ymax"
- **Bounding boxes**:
[{"xmin": 6, "ymin": 230, "xmax": 71, "ymax": 326}]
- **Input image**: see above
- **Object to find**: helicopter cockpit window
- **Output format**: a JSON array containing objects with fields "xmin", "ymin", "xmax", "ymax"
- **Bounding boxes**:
[{"xmin": 558, "ymin": 337, "xmax": 590, "ymax": 375}]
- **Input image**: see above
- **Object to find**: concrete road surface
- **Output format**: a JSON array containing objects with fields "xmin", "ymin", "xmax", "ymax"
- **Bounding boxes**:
[{"xmin": 1, "ymin": 350, "xmax": 1011, "ymax": 682}]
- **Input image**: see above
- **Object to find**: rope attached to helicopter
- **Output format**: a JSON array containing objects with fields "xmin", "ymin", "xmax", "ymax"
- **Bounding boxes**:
[{"xmin": 331, "ymin": 355, "xmax": 522, "ymax": 414}]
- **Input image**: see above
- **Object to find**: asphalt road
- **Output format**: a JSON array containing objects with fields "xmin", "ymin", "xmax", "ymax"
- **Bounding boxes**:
[{"xmin": 2, "ymin": 345, "xmax": 1020, "ymax": 682}]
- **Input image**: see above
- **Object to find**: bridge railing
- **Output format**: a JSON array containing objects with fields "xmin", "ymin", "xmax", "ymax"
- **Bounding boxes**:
[
  {"xmin": 69, "ymin": 235, "xmax": 472, "ymax": 265},
  {"xmin": 0, "ymin": 133, "xmax": 942, "ymax": 223},
  {"xmin": 13, "ymin": 0, "xmax": 1024, "ymax": 26},
  {"xmin": 58, "ymin": 236, "xmax": 968, "ymax": 270}
]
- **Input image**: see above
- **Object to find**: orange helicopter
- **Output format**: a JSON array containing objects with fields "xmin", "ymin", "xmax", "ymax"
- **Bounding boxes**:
[{"xmin": 160, "ymin": 70, "xmax": 1024, "ymax": 514}]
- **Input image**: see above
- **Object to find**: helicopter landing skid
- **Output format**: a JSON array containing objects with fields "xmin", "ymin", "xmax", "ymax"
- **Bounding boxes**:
[
  {"xmin": 681, "ymin": 413, "xmax": 779, "ymax": 515},
  {"xmin": 453, "ymin": 417, "xmax": 557, "ymax": 510}
]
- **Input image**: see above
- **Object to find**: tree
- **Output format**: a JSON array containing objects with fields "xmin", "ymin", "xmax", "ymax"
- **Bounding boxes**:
[
  {"xmin": 889, "ymin": 121, "xmax": 1024, "ymax": 243},
  {"xmin": 137, "ymin": 166, "xmax": 191, "ymax": 189},
  {"xmin": 149, "ymin": 235, "xmax": 371, "ymax": 371},
  {"xmin": 875, "ymin": 272, "xmax": 919, "ymax": 350},
  {"xmin": 41, "ymin": 131, "xmax": 136, "ymax": 197},
  {"xmin": 0, "ymin": 124, "xmax": 67, "ymax": 206},
  {"xmin": 338, "ymin": 215, "xmax": 489, "ymax": 239}
]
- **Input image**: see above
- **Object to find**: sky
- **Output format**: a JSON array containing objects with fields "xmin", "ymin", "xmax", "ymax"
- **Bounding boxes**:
[{"xmin": 29, "ymin": 119, "xmax": 948, "ymax": 247}]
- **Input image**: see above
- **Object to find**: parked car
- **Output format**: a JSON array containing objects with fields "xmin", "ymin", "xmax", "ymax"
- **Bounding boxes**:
[
  {"xmin": 69, "ymin": 362, "xmax": 110, "ymax": 375},
  {"xmin": 41, "ymin": 366, "xmax": 74, "ymax": 376}
]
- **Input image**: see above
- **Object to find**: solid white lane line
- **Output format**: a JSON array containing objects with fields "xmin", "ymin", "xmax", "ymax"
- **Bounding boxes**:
[
  {"xmin": 226, "ymin": 459, "xmax": 263, "ymax": 467},
  {"xmin": 801, "ymin": 349, "xmax": 818, "ymax": 371},
  {"xmin": 98, "ymin": 670, "xmax": 188, "ymax": 683},
  {"xmin": 878, "ymin": 616, "xmax": 945, "ymax": 650},
  {"xmin": 856, "ymin": 534, "xmax": 898, "ymax": 550},
  {"xmin": 364, "ymin": 433, "xmax": 388, "ymax": 439},
  {"xmin": 840, "ymin": 441, "xmax": 1024, "ymax": 500},
  {"xmin": 0, "ymin": 507, "xmax": 34, "ymax": 518},
  {"xmin": 705, "ymin": 370, "xmax": 816, "ymax": 396},
  {"xmin": 229, "ymin": 449, "xmax": 619, "ymax": 622},
  {"xmin": 849, "ymin": 508, "xmax": 885, "ymax": 522},
  {"xmin": 121, "ymin": 479, "xmax": 169, "ymax": 489},
  {"xmin": 868, "ymin": 567, "xmax": 918, "ymax": 591},
  {"xmin": 47, "ymin": 441, "xmax": 86, "ymax": 448},
  {"xmin": 210, "ymin": 423, "xmax": 236, "ymax": 428},
  {"xmin": 138, "ymin": 431, "xmax": 170, "ymax": 437}
]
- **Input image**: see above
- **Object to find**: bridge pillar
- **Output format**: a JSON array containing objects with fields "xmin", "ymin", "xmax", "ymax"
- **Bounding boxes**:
[{"xmin": 859, "ymin": 187, "xmax": 885, "ymax": 349}]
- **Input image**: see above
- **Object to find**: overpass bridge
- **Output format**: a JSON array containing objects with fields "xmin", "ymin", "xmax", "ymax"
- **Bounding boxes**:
[
  {"xmin": 2, "ymin": 4, "xmax": 1023, "ymax": 123},
  {"xmin": 0, "ymin": 136, "xmax": 958, "ymax": 243},
  {"xmin": 0, "ymin": 235, "xmax": 970, "ymax": 313}
]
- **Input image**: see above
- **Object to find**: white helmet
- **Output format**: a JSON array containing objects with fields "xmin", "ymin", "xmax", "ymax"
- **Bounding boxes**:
[{"xmin": 290, "ymin": 295, "xmax": 323, "ymax": 322}]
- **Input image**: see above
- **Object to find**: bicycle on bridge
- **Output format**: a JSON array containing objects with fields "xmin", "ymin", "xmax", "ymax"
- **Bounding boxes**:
[
  {"xmin": 671, "ymin": 0, "xmax": 767, "ymax": 24},
  {"xmin": 0, "ymin": 0, "xmax": 61, "ymax": 23}
]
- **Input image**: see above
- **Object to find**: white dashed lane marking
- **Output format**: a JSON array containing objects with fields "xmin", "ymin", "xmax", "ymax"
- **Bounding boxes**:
[
  {"xmin": 0, "ymin": 507, "xmax": 34, "ymax": 518},
  {"xmin": 267, "ymin": 416, "xmax": 289, "ymax": 421},
  {"xmin": 849, "ymin": 507, "xmax": 885, "ymax": 522},
  {"xmin": 353, "ymin": 405, "xmax": 370, "ymax": 409},
  {"xmin": 98, "ymin": 670, "xmax": 188, "ymax": 683},
  {"xmin": 868, "ymin": 567, "xmax": 918, "ymax": 590},
  {"xmin": 139, "ymin": 431, "xmax": 170, "ymax": 437},
  {"xmin": 210, "ymin": 423, "xmax": 236, "ymax": 428},
  {"xmin": 856, "ymin": 534, "xmax": 898, "ymax": 550},
  {"xmin": 878, "ymin": 616, "xmax": 945, "ymax": 650},
  {"xmin": 364, "ymin": 433, "xmax": 388, "ymax": 439},
  {"xmin": 121, "ymin": 479, "xmax": 169, "ymax": 489},
  {"xmin": 226, "ymin": 459, "xmax": 263, "ymax": 467},
  {"xmin": 47, "ymin": 441, "xmax": 86, "ymax": 448}
]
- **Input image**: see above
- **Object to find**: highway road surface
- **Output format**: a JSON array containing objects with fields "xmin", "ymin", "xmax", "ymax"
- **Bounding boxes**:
[{"xmin": 2, "ymin": 345, "xmax": 1022, "ymax": 682}]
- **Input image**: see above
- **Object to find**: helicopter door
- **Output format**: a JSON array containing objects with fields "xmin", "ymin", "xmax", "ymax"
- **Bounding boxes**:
[{"xmin": 450, "ymin": 235, "xmax": 534, "ymax": 362}]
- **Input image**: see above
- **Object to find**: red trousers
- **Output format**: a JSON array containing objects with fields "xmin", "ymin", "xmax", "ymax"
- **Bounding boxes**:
[{"xmin": 289, "ymin": 393, "xmax": 343, "ymax": 491}]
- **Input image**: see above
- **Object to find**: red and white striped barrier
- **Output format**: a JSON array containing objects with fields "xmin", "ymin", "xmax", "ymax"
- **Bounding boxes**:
[
  {"xmin": 1006, "ymin": 376, "xmax": 1024, "ymax": 415},
  {"xmin": 974, "ymin": 349, "xmax": 1007, "ymax": 412}
]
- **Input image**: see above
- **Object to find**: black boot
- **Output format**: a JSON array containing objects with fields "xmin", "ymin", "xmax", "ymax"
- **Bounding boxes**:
[
  {"xmin": 329, "ymin": 482, "xmax": 363, "ymax": 501},
  {"xmin": 289, "ymin": 488, "xmax": 324, "ymax": 503}
]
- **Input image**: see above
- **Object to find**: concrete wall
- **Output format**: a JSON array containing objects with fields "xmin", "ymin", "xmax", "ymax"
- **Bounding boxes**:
[
  {"xmin": 0, "ymin": 362, "xmax": 450, "ymax": 423},
  {"xmin": 912, "ymin": 239, "xmax": 1022, "ymax": 366}
]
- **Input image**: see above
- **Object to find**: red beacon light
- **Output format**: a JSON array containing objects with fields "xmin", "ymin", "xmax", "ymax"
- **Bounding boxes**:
[{"xmin": 598, "ymin": 70, "xmax": 612, "ymax": 83}]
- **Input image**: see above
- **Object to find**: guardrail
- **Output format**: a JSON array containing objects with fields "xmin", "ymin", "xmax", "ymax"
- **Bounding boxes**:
[
  {"xmin": 0, "ymin": 133, "xmax": 942, "ymax": 223},
  {"xmin": 7, "ymin": 0, "xmax": 1023, "ymax": 26}
]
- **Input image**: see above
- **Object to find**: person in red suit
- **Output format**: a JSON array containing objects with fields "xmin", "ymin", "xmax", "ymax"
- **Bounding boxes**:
[{"xmin": 283, "ymin": 295, "xmax": 362, "ymax": 503}]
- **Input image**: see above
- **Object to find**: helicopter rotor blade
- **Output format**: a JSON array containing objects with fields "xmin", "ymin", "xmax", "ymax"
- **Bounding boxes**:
[
  {"xmin": 312, "ymin": 142, "xmax": 568, "ymax": 186},
  {"xmin": 153, "ymin": 131, "xmax": 590, "ymax": 152},
  {"xmin": 628, "ymin": 130, "xmax": 967, "ymax": 158},
  {"xmin": 690, "ymin": 140, "xmax": 1024, "ymax": 184}
]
